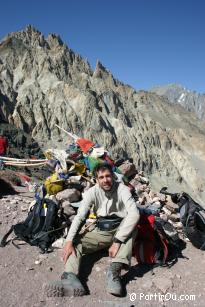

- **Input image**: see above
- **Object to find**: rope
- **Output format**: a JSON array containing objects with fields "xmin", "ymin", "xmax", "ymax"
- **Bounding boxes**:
[
  {"xmin": 4, "ymin": 161, "xmax": 47, "ymax": 167},
  {"xmin": 0, "ymin": 156, "xmax": 48, "ymax": 162}
]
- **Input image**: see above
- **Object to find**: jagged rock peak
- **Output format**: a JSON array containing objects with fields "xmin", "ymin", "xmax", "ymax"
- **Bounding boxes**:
[
  {"xmin": 24, "ymin": 24, "xmax": 41, "ymax": 35},
  {"xmin": 1, "ymin": 25, "xmax": 47, "ymax": 48},
  {"xmin": 5, "ymin": 24, "xmax": 41, "ymax": 38},
  {"xmin": 96, "ymin": 60, "xmax": 107, "ymax": 72},
  {"xmin": 1, "ymin": 25, "xmax": 64, "ymax": 49},
  {"xmin": 94, "ymin": 60, "xmax": 112, "ymax": 78},
  {"xmin": 47, "ymin": 33, "xmax": 64, "ymax": 47}
]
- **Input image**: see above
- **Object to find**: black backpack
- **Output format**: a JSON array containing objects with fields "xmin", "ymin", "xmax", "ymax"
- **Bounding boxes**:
[
  {"xmin": 160, "ymin": 187, "xmax": 205, "ymax": 250},
  {"xmin": 0, "ymin": 198, "xmax": 68, "ymax": 253}
]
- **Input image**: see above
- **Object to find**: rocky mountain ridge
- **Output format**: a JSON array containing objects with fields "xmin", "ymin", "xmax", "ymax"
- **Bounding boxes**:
[
  {"xmin": 151, "ymin": 83, "xmax": 205, "ymax": 121},
  {"xmin": 0, "ymin": 26, "xmax": 205, "ymax": 203}
]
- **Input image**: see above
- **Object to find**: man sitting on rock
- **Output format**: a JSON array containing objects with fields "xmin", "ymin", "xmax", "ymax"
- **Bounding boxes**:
[{"xmin": 45, "ymin": 163, "xmax": 140, "ymax": 297}]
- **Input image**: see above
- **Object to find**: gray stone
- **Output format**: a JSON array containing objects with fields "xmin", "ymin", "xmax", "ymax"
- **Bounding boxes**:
[
  {"xmin": 56, "ymin": 189, "xmax": 81, "ymax": 202},
  {"xmin": 153, "ymin": 277, "xmax": 173, "ymax": 293},
  {"xmin": 159, "ymin": 213, "xmax": 168, "ymax": 221},
  {"xmin": 118, "ymin": 160, "xmax": 137, "ymax": 178},
  {"xmin": 165, "ymin": 201, "xmax": 179, "ymax": 213},
  {"xmin": 62, "ymin": 201, "xmax": 76, "ymax": 216},
  {"xmin": 162, "ymin": 207, "xmax": 172, "ymax": 216},
  {"xmin": 168, "ymin": 213, "xmax": 180, "ymax": 222},
  {"xmin": 152, "ymin": 196, "xmax": 160, "ymax": 203},
  {"xmin": 21, "ymin": 205, "xmax": 29, "ymax": 212},
  {"xmin": 26, "ymin": 267, "xmax": 34, "ymax": 271},
  {"xmin": 52, "ymin": 238, "xmax": 65, "ymax": 249},
  {"xmin": 139, "ymin": 176, "xmax": 149, "ymax": 184}
]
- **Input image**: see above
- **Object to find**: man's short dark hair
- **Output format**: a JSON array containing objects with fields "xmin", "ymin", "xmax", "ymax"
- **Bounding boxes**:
[{"xmin": 93, "ymin": 163, "xmax": 113, "ymax": 178}]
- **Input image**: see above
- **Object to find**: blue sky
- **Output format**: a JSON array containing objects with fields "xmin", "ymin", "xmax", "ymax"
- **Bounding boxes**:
[{"xmin": 0, "ymin": 0, "xmax": 204, "ymax": 93}]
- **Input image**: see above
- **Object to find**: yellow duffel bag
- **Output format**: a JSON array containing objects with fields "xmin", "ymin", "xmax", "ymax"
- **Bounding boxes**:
[{"xmin": 44, "ymin": 173, "xmax": 65, "ymax": 195}]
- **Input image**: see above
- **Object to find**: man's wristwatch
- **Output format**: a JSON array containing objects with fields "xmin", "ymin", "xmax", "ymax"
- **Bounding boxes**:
[{"xmin": 113, "ymin": 237, "xmax": 122, "ymax": 244}]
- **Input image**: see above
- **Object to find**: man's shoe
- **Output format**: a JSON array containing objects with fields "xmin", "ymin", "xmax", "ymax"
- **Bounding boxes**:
[
  {"xmin": 106, "ymin": 262, "xmax": 123, "ymax": 296},
  {"xmin": 44, "ymin": 272, "xmax": 85, "ymax": 297}
]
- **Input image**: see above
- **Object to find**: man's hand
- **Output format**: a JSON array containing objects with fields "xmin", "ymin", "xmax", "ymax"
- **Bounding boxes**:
[
  {"xmin": 108, "ymin": 242, "xmax": 121, "ymax": 258},
  {"xmin": 62, "ymin": 241, "xmax": 76, "ymax": 264}
]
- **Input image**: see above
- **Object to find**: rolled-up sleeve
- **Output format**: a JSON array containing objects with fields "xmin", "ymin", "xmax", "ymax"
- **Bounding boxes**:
[
  {"xmin": 65, "ymin": 187, "xmax": 95, "ymax": 242},
  {"xmin": 114, "ymin": 186, "xmax": 140, "ymax": 242}
]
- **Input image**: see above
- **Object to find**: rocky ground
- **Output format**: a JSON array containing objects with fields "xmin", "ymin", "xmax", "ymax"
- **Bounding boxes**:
[{"xmin": 0, "ymin": 186, "xmax": 205, "ymax": 307}]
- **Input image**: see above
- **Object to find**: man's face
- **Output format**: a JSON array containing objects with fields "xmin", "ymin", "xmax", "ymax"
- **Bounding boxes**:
[{"xmin": 96, "ymin": 169, "xmax": 113, "ymax": 191}]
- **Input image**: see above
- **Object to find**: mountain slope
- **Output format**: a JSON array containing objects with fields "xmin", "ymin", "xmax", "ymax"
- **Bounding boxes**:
[
  {"xmin": 151, "ymin": 84, "xmax": 205, "ymax": 121},
  {"xmin": 1, "ymin": 26, "xmax": 205, "ymax": 203}
]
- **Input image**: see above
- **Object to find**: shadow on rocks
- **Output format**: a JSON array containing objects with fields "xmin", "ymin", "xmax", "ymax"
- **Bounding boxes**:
[
  {"xmin": 122, "ymin": 264, "xmax": 155, "ymax": 296},
  {"xmin": 0, "ymin": 178, "xmax": 17, "ymax": 196}
]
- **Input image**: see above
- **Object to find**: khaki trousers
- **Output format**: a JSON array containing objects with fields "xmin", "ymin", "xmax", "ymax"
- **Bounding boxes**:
[{"xmin": 65, "ymin": 226, "xmax": 137, "ymax": 274}]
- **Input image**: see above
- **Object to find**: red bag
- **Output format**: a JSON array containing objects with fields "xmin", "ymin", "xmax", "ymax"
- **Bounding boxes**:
[{"xmin": 133, "ymin": 214, "xmax": 169, "ymax": 265}]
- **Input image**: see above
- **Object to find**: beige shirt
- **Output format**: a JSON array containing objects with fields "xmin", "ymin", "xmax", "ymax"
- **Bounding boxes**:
[{"xmin": 66, "ymin": 181, "xmax": 140, "ymax": 243}]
